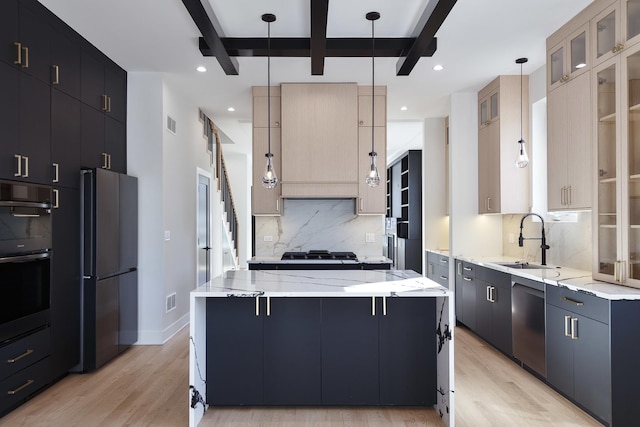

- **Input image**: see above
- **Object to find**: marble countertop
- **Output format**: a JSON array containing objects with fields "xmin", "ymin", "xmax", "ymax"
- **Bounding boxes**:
[
  {"xmin": 455, "ymin": 254, "xmax": 640, "ymax": 300},
  {"xmin": 248, "ymin": 256, "xmax": 392, "ymax": 264},
  {"xmin": 192, "ymin": 269, "xmax": 451, "ymax": 298}
]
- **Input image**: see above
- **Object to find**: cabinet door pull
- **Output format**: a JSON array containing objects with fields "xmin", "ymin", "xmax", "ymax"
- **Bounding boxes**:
[
  {"xmin": 564, "ymin": 315, "xmax": 572, "ymax": 337},
  {"xmin": 22, "ymin": 156, "xmax": 28, "ymax": 177},
  {"xmin": 21, "ymin": 46, "xmax": 29, "ymax": 68},
  {"xmin": 53, "ymin": 189, "xmax": 59, "ymax": 209},
  {"xmin": 487, "ymin": 197, "xmax": 492, "ymax": 212},
  {"xmin": 53, "ymin": 163, "xmax": 59, "ymax": 183},
  {"xmin": 561, "ymin": 297, "xmax": 584, "ymax": 306},
  {"xmin": 439, "ymin": 257, "xmax": 448, "ymax": 264},
  {"xmin": 7, "ymin": 379, "xmax": 34, "ymax": 395},
  {"xmin": 491, "ymin": 286, "xmax": 496, "ymax": 302},
  {"xmin": 463, "ymin": 277, "xmax": 472, "ymax": 282},
  {"xmin": 52, "ymin": 65, "xmax": 59, "ymax": 85},
  {"xmin": 101, "ymin": 153, "xmax": 109, "ymax": 169},
  {"xmin": 14, "ymin": 42, "xmax": 22, "ymax": 65},
  {"xmin": 266, "ymin": 296, "xmax": 271, "ymax": 316},
  {"xmin": 107, "ymin": 96, "xmax": 112, "ymax": 113},
  {"xmin": 14, "ymin": 154, "xmax": 22, "ymax": 177},
  {"xmin": 382, "ymin": 296, "xmax": 387, "ymax": 316},
  {"xmin": 360, "ymin": 198, "xmax": 364, "ymax": 211},
  {"xmin": 561, "ymin": 187, "xmax": 565, "ymax": 205},
  {"xmin": 274, "ymin": 121, "xmax": 279, "ymax": 127},
  {"xmin": 457, "ymin": 262, "xmax": 462, "ymax": 275},
  {"xmin": 486, "ymin": 285, "xmax": 491, "ymax": 302},
  {"xmin": 7, "ymin": 348, "xmax": 34, "ymax": 363},
  {"xmin": 255, "ymin": 296, "xmax": 260, "ymax": 316},
  {"xmin": 614, "ymin": 260, "xmax": 619, "ymax": 281},
  {"xmin": 276, "ymin": 199, "xmax": 279, "ymax": 212},
  {"xmin": 371, "ymin": 297, "xmax": 376, "ymax": 316},
  {"xmin": 571, "ymin": 317, "xmax": 578, "ymax": 340},
  {"xmin": 107, "ymin": 153, "xmax": 112, "ymax": 170},
  {"xmin": 568, "ymin": 186, "xmax": 572, "ymax": 205},
  {"xmin": 102, "ymin": 94, "xmax": 108, "ymax": 112}
]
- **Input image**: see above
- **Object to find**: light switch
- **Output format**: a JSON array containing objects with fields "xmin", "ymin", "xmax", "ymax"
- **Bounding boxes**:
[
  {"xmin": 164, "ymin": 230, "xmax": 171, "ymax": 241},
  {"xmin": 366, "ymin": 233, "xmax": 375, "ymax": 243},
  {"xmin": 264, "ymin": 235, "xmax": 273, "ymax": 242},
  {"xmin": 508, "ymin": 233, "xmax": 515, "ymax": 244}
]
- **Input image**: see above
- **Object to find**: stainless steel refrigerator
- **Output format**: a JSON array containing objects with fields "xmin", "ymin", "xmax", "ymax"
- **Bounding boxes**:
[{"xmin": 80, "ymin": 168, "xmax": 138, "ymax": 372}]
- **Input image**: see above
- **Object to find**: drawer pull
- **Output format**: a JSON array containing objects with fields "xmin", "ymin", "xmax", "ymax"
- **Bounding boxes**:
[
  {"xmin": 7, "ymin": 349, "xmax": 34, "ymax": 363},
  {"xmin": 7, "ymin": 379, "xmax": 34, "ymax": 395},
  {"xmin": 463, "ymin": 277, "xmax": 472, "ymax": 282},
  {"xmin": 439, "ymin": 275, "xmax": 448, "ymax": 281},
  {"xmin": 561, "ymin": 297, "xmax": 584, "ymax": 306},
  {"xmin": 463, "ymin": 266, "xmax": 472, "ymax": 271}
]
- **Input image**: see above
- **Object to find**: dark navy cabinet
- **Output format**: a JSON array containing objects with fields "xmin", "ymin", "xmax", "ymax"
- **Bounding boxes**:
[
  {"xmin": 454, "ymin": 259, "xmax": 477, "ymax": 330},
  {"xmin": 206, "ymin": 297, "xmax": 436, "ymax": 407},
  {"xmin": 51, "ymin": 89, "xmax": 81, "ymax": 188},
  {"xmin": 474, "ymin": 266, "xmax": 512, "ymax": 356}
]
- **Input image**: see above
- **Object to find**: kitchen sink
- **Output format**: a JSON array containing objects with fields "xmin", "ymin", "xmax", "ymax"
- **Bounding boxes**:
[{"xmin": 495, "ymin": 262, "xmax": 553, "ymax": 270}]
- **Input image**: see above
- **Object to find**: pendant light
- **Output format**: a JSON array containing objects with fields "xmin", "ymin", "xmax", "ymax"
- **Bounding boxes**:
[
  {"xmin": 261, "ymin": 13, "xmax": 278, "ymax": 189},
  {"xmin": 515, "ymin": 57, "xmax": 529, "ymax": 168},
  {"xmin": 365, "ymin": 11, "xmax": 381, "ymax": 188}
]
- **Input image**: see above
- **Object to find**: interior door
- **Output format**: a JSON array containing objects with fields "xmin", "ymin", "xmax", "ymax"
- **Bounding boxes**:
[{"xmin": 197, "ymin": 174, "xmax": 211, "ymax": 285}]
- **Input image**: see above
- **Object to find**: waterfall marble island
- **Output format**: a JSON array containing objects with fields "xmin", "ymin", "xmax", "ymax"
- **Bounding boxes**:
[{"xmin": 188, "ymin": 269, "xmax": 454, "ymax": 427}]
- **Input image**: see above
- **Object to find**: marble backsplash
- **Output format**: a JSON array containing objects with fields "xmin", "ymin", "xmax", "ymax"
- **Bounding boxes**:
[
  {"xmin": 502, "ymin": 212, "xmax": 592, "ymax": 271},
  {"xmin": 254, "ymin": 199, "xmax": 384, "ymax": 258}
]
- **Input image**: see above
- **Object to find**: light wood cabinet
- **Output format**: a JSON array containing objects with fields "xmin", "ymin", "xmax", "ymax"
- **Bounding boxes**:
[
  {"xmin": 591, "ymin": 0, "xmax": 640, "ymax": 68},
  {"xmin": 547, "ymin": 71, "xmax": 592, "ymax": 210},
  {"xmin": 477, "ymin": 75, "xmax": 530, "ymax": 214},
  {"xmin": 251, "ymin": 86, "xmax": 281, "ymax": 216},
  {"xmin": 592, "ymin": 42, "xmax": 640, "ymax": 287},
  {"xmin": 280, "ymin": 83, "xmax": 359, "ymax": 198},
  {"xmin": 547, "ymin": 24, "xmax": 590, "ymax": 92},
  {"xmin": 358, "ymin": 86, "xmax": 386, "ymax": 127}
]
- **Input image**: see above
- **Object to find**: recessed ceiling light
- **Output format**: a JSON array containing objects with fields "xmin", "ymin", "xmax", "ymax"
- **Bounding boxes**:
[
  {"xmin": 400, "ymin": 106, "xmax": 408, "ymax": 111},
  {"xmin": 433, "ymin": 64, "xmax": 444, "ymax": 71},
  {"xmin": 196, "ymin": 66, "xmax": 207, "ymax": 72},
  {"xmin": 227, "ymin": 107, "xmax": 236, "ymax": 112}
]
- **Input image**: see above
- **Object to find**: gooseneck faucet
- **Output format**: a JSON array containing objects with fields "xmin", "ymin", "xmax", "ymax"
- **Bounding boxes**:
[{"xmin": 518, "ymin": 213, "xmax": 550, "ymax": 265}]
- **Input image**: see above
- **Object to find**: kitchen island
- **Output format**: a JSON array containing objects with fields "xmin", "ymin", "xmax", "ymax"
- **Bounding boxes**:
[{"xmin": 189, "ymin": 269, "xmax": 454, "ymax": 427}]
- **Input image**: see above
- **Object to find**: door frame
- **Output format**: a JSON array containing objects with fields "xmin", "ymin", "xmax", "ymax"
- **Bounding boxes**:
[{"xmin": 196, "ymin": 168, "xmax": 212, "ymax": 286}]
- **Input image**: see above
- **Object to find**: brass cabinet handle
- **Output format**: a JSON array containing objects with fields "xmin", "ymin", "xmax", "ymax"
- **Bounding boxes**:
[
  {"xmin": 14, "ymin": 154, "xmax": 22, "ymax": 177},
  {"xmin": 102, "ymin": 94, "xmax": 108, "ymax": 112},
  {"xmin": 22, "ymin": 46, "xmax": 29, "ymax": 68},
  {"xmin": 571, "ymin": 317, "xmax": 578, "ymax": 340},
  {"xmin": 7, "ymin": 348, "xmax": 34, "ymax": 363},
  {"xmin": 561, "ymin": 296, "xmax": 584, "ymax": 306},
  {"xmin": 564, "ymin": 315, "xmax": 571, "ymax": 337},
  {"xmin": 359, "ymin": 120, "xmax": 364, "ymax": 126},
  {"xmin": 52, "ymin": 65, "xmax": 59, "ymax": 85},
  {"xmin": 107, "ymin": 96, "xmax": 112, "ymax": 113},
  {"xmin": 7, "ymin": 379, "xmax": 34, "ymax": 395},
  {"xmin": 101, "ymin": 153, "xmax": 109, "ymax": 169},
  {"xmin": 108, "ymin": 154, "xmax": 112, "ymax": 170},
  {"xmin": 274, "ymin": 121, "xmax": 279, "ymax": 127},
  {"xmin": 53, "ymin": 163, "xmax": 59, "ymax": 183},
  {"xmin": 22, "ymin": 156, "xmax": 28, "ymax": 177}
]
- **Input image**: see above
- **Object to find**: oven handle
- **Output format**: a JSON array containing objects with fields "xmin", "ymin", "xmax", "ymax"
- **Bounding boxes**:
[
  {"xmin": 0, "ymin": 201, "xmax": 51, "ymax": 209},
  {"xmin": 0, "ymin": 252, "xmax": 51, "ymax": 264}
]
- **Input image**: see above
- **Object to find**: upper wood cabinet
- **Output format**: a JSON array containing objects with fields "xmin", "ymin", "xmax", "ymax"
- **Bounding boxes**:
[
  {"xmin": 477, "ymin": 76, "xmax": 530, "ymax": 215},
  {"xmin": 547, "ymin": 71, "xmax": 592, "ymax": 211},
  {"xmin": 592, "ymin": 0, "xmax": 640, "ymax": 68},
  {"xmin": 478, "ymin": 89, "xmax": 499, "ymax": 128},
  {"xmin": 358, "ymin": 86, "xmax": 386, "ymax": 127},
  {"xmin": 251, "ymin": 86, "xmax": 282, "ymax": 216},
  {"xmin": 547, "ymin": 24, "xmax": 590, "ymax": 92},
  {"xmin": 280, "ymin": 83, "xmax": 359, "ymax": 197}
]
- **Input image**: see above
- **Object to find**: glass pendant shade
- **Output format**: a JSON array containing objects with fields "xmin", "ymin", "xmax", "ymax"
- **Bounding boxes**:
[
  {"xmin": 366, "ymin": 151, "xmax": 381, "ymax": 187},
  {"xmin": 262, "ymin": 154, "xmax": 278, "ymax": 189},
  {"xmin": 515, "ymin": 139, "xmax": 529, "ymax": 168}
]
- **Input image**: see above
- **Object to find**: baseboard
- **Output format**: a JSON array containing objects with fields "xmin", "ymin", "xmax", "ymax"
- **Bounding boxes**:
[{"xmin": 134, "ymin": 313, "xmax": 190, "ymax": 345}]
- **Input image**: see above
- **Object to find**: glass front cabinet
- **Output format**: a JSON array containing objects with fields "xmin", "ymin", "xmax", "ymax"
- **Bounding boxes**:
[
  {"xmin": 593, "ymin": 42, "xmax": 640, "ymax": 285},
  {"xmin": 592, "ymin": 0, "xmax": 640, "ymax": 68},
  {"xmin": 548, "ymin": 25, "xmax": 589, "ymax": 92}
]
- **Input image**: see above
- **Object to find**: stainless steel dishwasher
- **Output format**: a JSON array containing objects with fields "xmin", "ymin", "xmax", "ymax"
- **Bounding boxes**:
[{"xmin": 512, "ymin": 276, "xmax": 546, "ymax": 378}]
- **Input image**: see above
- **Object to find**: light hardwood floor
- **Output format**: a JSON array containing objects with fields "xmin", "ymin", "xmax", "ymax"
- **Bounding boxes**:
[{"xmin": 0, "ymin": 326, "xmax": 602, "ymax": 427}]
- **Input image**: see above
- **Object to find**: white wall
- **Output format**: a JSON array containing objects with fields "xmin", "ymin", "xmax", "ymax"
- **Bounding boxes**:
[
  {"xmin": 449, "ymin": 93, "xmax": 502, "ymax": 257},
  {"xmin": 128, "ymin": 73, "xmax": 219, "ymax": 344},
  {"xmin": 423, "ymin": 118, "xmax": 449, "ymax": 251}
]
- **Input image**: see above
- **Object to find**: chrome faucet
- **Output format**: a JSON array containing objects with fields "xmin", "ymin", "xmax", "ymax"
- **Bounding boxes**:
[{"xmin": 518, "ymin": 213, "xmax": 550, "ymax": 265}]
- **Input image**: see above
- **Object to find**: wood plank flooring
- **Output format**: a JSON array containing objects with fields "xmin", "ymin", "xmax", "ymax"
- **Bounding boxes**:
[{"xmin": 0, "ymin": 325, "xmax": 602, "ymax": 426}]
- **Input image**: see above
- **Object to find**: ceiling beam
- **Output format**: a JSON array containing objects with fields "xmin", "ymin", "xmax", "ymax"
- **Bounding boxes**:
[
  {"xmin": 395, "ymin": 0, "xmax": 457, "ymax": 76},
  {"xmin": 310, "ymin": 0, "xmax": 329, "ymax": 75},
  {"xmin": 200, "ymin": 37, "xmax": 437, "ymax": 59},
  {"xmin": 181, "ymin": 0, "xmax": 239, "ymax": 75}
]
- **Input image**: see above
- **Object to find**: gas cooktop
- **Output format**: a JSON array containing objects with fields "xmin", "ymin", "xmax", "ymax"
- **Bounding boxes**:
[{"xmin": 281, "ymin": 250, "xmax": 358, "ymax": 261}]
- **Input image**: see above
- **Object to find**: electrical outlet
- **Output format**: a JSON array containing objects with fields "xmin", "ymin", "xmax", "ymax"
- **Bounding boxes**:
[
  {"xmin": 164, "ymin": 230, "xmax": 171, "ymax": 241},
  {"xmin": 365, "ymin": 233, "xmax": 375, "ymax": 243},
  {"xmin": 264, "ymin": 235, "xmax": 273, "ymax": 242},
  {"xmin": 508, "ymin": 233, "xmax": 515, "ymax": 244}
]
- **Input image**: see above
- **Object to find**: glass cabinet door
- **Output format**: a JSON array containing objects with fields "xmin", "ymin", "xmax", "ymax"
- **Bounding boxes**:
[
  {"xmin": 627, "ymin": 49, "xmax": 640, "ymax": 279},
  {"xmin": 490, "ymin": 92, "xmax": 499, "ymax": 121},
  {"xmin": 550, "ymin": 43, "xmax": 565, "ymax": 86},
  {"xmin": 596, "ymin": 62, "xmax": 618, "ymax": 277},
  {"xmin": 594, "ymin": 6, "xmax": 620, "ymax": 67},
  {"xmin": 626, "ymin": 0, "xmax": 640, "ymax": 43},
  {"xmin": 480, "ymin": 99, "xmax": 488, "ymax": 127},
  {"xmin": 570, "ymin": 31, "xmax": 587, "ymax": 74}
]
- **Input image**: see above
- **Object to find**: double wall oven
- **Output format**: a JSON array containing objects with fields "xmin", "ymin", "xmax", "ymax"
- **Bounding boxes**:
[{"xmin": 0, "ymin": 180, "xmax": 52, "ymax": 343}]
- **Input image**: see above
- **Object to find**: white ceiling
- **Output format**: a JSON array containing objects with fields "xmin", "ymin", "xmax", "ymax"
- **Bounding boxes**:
[{"xmin": 39, "ymin": 0, "xmax": 593, "ymax": 160}]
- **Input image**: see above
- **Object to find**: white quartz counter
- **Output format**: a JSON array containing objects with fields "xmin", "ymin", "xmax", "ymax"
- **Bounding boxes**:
[
  {"xmin": 192, "ymin": 269, "xmax": 451, "ymax": 298},
  {"xmin": 455, "ymin": 254, "xmax": 640, "ymax": 300}
]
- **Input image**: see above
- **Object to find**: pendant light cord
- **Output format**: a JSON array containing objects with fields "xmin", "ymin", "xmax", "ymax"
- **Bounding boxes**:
[
  {"xmin": 267, "ymin": 20, "xmax": 272, "ymax": 159},
  {"xmin": 520, "ymin": 61, "xmax": 523, "ymax": 142},
  {"xmin": 371, "ymin": 17, "xmax": 375, "ymax": 155}
]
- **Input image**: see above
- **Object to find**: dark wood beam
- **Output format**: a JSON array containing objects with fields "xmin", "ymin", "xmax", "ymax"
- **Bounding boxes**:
[
  {"xmin": 396, "ymin": 0, "xmax": 456, "ymax": 76},
  {"xmin": 181, "ymin": 0, "xmax": 239, "ymax": 75},
  {"xmin": 200, "ymin": 37, "xmax": 437, "ymax": 59},
  {"xmin": 310, "ymin": 0, "xmax": 329, "ymax": 75}
]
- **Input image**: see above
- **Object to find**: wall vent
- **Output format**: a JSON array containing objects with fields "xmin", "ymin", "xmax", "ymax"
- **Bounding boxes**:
[
  {"xmin": 166, "ymin": 292, "xmax": 176, "ymax": 313},
  {"xmin": 166, "ymin": 115, "xmax": 177, "ymax": 135}
]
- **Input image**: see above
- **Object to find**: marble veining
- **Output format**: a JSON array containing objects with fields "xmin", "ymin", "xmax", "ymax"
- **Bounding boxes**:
[{"xmin": 254, "ymin": 199, "xmax": 384, "ymax": 258}]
